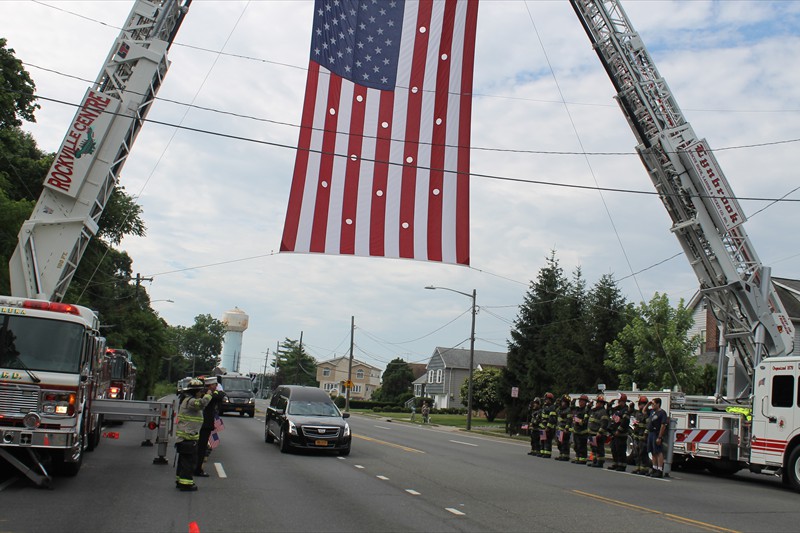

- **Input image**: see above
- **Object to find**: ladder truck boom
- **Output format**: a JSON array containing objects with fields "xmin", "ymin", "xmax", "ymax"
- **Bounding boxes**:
[
  {"xmin": 569, "ymin": 0, "xmax": 794, "ymax": 397},
  {"xmin": 9, "ymin": 0, "xmax": 192, "ymax": 302}
]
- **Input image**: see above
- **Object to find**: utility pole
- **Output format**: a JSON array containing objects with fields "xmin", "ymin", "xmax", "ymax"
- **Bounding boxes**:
[
  {"xmin": 261, "ymin": 348, "xmax": 269, "ymax": 398},
  {"xmin": 346, "ymin": 316, "xmax": 354, "ymax": 412},
  {"xmin": 134, "ymin": 272, "xmax": 153, "ymax": 303}
]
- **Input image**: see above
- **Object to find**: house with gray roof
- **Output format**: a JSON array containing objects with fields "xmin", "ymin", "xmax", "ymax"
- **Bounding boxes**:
[{"xmin": 416, "ymin": 347, "xmax": 507, "ymax": 409}]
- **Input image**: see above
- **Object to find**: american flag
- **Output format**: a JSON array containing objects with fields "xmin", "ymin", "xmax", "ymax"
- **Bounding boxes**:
[
  {"xmin": 280, "ymin": 0, "xmax": 479, "ymax": 265},
  {"xmin": 209, "ymin": 429, "xmax": 221, "ymax": 450}
]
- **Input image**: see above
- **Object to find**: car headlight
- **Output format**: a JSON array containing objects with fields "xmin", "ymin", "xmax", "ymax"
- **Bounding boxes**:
[
  {"xmin": 222, "ymin": 396, "xmax": 229, "ymax": 403},
  {"xmin": 288, "ymin": 420, "xmax": 298, "ymax": 436},
  {"xmin": 343, "ymin": 422, "xmax": 350, "ymax": 437},
  {"xmin": 248, "ymin": 398, "xmax": 255, "ymax": 404}
]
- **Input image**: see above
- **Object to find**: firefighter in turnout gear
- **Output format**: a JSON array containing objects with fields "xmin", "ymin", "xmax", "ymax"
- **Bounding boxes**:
[
  {"xmin": 528, "ymin": 398, "xmax": 542, "ymax": 456},
  {"xmin": 540, "ymin": 392, "xmax": 557, "ymax": 458},
  {"xmin": 571, "ymin": 395, "xmax": 590, "ymax": 464},
  {"xmin": 631, "ymin": 395, "xmax": 650, "ymax": 474},
  {"xmin": 175, "ymin": 379, "xmax": 212, "ymax": 491},
  {"xmin": 587, "ymin": 395, "xmax": 609, "ymax": 468},
  {"xmin": 555, "ymin": 395, "xmax": 572, "ymax": 461},
  {"xmin": 607, "ymin": 394, "xmax": 631, "ymax": 471}
]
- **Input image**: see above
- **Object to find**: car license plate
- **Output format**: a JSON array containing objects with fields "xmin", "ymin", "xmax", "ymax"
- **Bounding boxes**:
[
  {"xmin": 235, "ymin": 407, "xmax": 242, "ymax": 411},
  {"xmin": 314, "ymin": 440, "xmax": 329, "ymax": 447}
]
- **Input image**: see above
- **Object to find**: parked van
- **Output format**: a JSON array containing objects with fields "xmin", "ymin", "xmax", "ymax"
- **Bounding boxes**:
[{"xmin": 265, "ymin": 385, "xmax": 351, "ymax": 455}]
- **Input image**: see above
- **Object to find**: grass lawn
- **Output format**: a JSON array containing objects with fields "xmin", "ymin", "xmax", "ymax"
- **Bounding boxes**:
[{"xmin": 351, "ymin": 409, "xmax": 508, "ymax": 431}]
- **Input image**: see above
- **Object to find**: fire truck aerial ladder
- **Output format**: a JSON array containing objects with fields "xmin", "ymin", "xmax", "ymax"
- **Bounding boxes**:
[
  {"xmin": 569, "ymin": 0, "xmax": 795, "ymax": 399},
  {"xmin": 9, "ymin": 0, "xmax": 191, "ymax": 303}
]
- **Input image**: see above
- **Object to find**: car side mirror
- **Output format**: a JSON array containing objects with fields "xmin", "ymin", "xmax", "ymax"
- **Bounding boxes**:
[{"xmin": 342, "ymin": 412, "xmax": 350, "ymax": 419}]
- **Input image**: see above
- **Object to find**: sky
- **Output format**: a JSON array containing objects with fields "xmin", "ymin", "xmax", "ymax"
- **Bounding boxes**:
[{"xmin": 2, "ymin": 0, "xmax": 799, "ymax": 376}]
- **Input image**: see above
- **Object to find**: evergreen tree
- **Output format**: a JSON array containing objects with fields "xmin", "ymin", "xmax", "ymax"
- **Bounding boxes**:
[
  {"xmin": 274, "ymin": 338, "xmax": 318, "ymax": 387},
  {"xmin": 584, "ymin": 274, "xmax": 631, "ymax": 390}
]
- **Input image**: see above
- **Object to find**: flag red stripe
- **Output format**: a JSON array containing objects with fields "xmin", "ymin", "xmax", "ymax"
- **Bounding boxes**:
[
  {"xmin": 309, "ymin": 75, "xmax": 342, "ymax": 252},
  {"xmin": 340, "ymin": 85, "xmax": 368, "ymax": 255},
  {"xmin": 456, "ymin": 1, "xmax": 478, "ymax": 265},
  {"xmin": 399, "ymin": 1, "xmax": 433, "ymax": 259},
  {"xmin": 426, "ymin": 1, "xmax": 456, "ymax": 262},
  {"xmin": 370, "ymin": 92, "xmax": 394, "ymax": 257},
  {"xmin": 281, "ymin": 62, "xmax": 320, "ymax": 252}
]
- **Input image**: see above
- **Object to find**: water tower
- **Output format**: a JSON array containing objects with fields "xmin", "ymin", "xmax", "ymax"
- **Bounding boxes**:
[{"xmin": 220, "ymin": 307, "xmax": 249, "ymax": 373}]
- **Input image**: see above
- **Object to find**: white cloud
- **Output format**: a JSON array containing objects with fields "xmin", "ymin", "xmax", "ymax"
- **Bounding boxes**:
[{"xmin": 2, "ymin": 0, "xmax": 798, "ymax": 374}]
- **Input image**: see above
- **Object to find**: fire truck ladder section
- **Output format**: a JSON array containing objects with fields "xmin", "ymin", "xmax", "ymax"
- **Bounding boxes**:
[
  {"xmin": 9, "ymin": 0, "xmax": 192, "ymax": 303},
  {"xmin": 569, "ymin": 0, "xmax": 795, "ymax": 398}
]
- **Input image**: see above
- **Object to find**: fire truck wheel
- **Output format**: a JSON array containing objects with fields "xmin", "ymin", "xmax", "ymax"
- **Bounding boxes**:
[
  {"xmin": 787, "ymin": 446, "xmax": 800, "ymax": 492},
  {"xmin": 87, "ymin": 415, "xmax": 102, "ymax": 452}
]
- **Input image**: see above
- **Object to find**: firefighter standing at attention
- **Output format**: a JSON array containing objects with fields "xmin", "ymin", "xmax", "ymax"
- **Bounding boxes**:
[
  {"xmin": 527, "ymin": 397, "xmax": 542, "ymax": 456},
  {"xmin": 571, "ymin": 394, "xmax": 590, "ymax": 464},
  {"xmin": 540, "ymin": 392, "xmax": 557, "ymax": 458},
  {"xmin": 587, "ymin": 395, "xmax": 609, "ymax": 468},
  {"xmin": 631, "ymin": 395, "xmax": 650, "ymax": 475},
  {"xmin": 175, "ymin": 378, "xmax": 212, "ymax": 491},
  {"xmin": 555, "ymin": 394, "xmax": 572, "ymax": 461},
  {"xmin": 607, "ymin": 394, "xmax": 631, "ymax": 471}
]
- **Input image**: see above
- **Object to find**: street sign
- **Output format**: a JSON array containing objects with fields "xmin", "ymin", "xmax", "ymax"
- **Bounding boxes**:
[
  {"xmin": 344, "ymin": 380, "xmax": 353, "ymax": 389},
  {"xmin": 511, "ymin": 387, "xmax": 519, "ymax": 398}
]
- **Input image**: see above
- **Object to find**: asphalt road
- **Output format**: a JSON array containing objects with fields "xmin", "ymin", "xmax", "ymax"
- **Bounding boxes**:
[{"xmin": 2, "ymin": 405, "xmax": 800, "ymax": 532}]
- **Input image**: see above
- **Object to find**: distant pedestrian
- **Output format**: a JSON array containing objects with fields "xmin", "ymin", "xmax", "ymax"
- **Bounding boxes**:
[
  {"xmin": 607, "ymin": 394, "xmax": 631, "ymax": 471},
  {"xmin": 410, "ymin": 404, "xmax": 417, "ymax": 422},
  {"xmin": 571, "ymin": 395, "xmax": 590, "ymax": 464},
  {"xmin": 421, "ymin": 402, "xmax": 430, "ymax": 424},
  {"xmin": 587, "ymin": 395, "xmax": 609, "ymax": 468},
  {"xmin": 647, "ymin": 397, "xmax": 669, "ymax": 477}
]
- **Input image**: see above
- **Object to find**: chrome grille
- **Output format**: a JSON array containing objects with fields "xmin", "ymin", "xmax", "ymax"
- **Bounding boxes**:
[
  {"xmin": 301, "ymin": 425, "xmax": 341, "ymax": 439},
  {"xmin": 0, "ymin": 384, "xmax": 39, "ymax": 417}
]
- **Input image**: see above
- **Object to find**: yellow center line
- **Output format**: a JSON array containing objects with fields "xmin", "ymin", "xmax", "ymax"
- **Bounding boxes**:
[
  {"xmin": 572, "ymin": 490, "xmax": 740, "ymax": 533},
  {"xmin": 353, "ymin": 434, "xmax": 426, "ymax": 453}
]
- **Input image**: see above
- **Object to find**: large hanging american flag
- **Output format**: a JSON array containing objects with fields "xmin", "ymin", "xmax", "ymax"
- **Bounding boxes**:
[{"xmin": 280, "ymin": 0, "xmax": 479, "ymax": 265}]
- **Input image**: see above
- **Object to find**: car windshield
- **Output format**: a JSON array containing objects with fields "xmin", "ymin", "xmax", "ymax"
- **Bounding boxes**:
[
  {"xmin": 287, "ymin": 400, "xmax": 340, "ymax": 417},
  {"xmin": 0, "ymin": 314, "xmax": 84, "ymax": 373}
]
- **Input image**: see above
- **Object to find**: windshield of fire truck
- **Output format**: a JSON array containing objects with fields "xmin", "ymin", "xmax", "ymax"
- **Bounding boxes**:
[
  {"xmin": 109, "ymin": 357, "xmax": 129, "ymax": 380},
  {"xmin": 0, "ymin": 314, "xmax": 84, "ymax": 373}
]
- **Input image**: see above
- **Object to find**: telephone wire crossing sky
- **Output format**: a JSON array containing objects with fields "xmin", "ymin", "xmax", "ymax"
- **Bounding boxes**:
[{"xmin": 281, "ymin": 0, "xmax": 479, "ymax": 265}]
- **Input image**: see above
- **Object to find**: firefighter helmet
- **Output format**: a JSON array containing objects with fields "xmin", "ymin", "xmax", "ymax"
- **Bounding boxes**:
[
  {"xmin": 595, "ymin": 394, "xmax": 606, "ymax": 404},
  {"xmin": 618, "ymin": 393, "xmax": 627, "ymax": 403},
  {"xmin": 638, "ymin": 395, "xmax": 648, "ymax": 404},
  {"xmin": 561, "ymin": 394, "xmax": 571, "ymax": 403},
  {"xmin": 186, "ymin": 378, "xmax": 204, "ymax": 390},
  {"xmin": 532, "ymin": 397, "xmax": 541, "ymax": 404},
  {"xmin": 578, "ymin": 394, "xmax": 589, "ymax": 402},
  {"xmin": 544, "ymin": 392, "xmax": 554, "ymax": 401}
]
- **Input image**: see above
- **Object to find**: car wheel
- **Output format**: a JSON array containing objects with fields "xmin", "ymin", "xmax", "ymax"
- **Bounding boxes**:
[
  {"xmin": 339, "ymin": 445, "xmax": 351, "ymax": 457},
  {"xmin": 265, "ymin": 422, "xmax": 274, "ymax": 443},
  {"xmin": 279, "ymin": 427, "xmax": 290, "ymax": 454},
  {"xmin": 239, "ymin": 412, "xmax": 245, "ymax": 417}
]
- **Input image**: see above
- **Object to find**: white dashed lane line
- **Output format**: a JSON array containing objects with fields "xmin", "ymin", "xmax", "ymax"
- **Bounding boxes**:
[
  {"xmin": 214, "ymin": 463, "xmax": 227, "ymax": 478},
  {"xmin": 406, "ymin": 489, "xmax": 421, "ymax": 496},
  {"xmin": 374, "ymin": 425, "xmax": 392, "ymax": 430},
  {"xmin": 376, "ymin": 475, "xmax": 389, "ymax": 480},
  {"xmin": 445, "ymin": 508, "xmax": 465, "ymax": 516},
  {"xmin": 449, "ymin": 440, "xmax": 478, "ymax": 447}
]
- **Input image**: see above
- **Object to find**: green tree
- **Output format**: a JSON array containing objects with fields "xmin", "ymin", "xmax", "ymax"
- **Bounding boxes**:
[
  {"xmin": 375, "ymin": 358, "xmax": 414, "ymax": 404},
  {"xmin": 461, "ymin": 367, "xmax": 504, "ymax": 422},
  {"xmin": 0, "ymin": 38, "xmax": 39, "ymax": 128},
  {"xmin": 605, "ymin": 292, "xmax": 701, "ymax": 392},
  {"xmin": 503, "ymin": 251, "xmax": 569, "ymax": 404},
  {"xmin": 583, "ymin": 274, "xmax": 631, "ymax": 390},
  {"xmin": 274, "ymin": 338, "xmax": 318, "ymax": 387},
  {"xmin": 173, "ymin": 314, "xmax": 225, "ymax": 376}
]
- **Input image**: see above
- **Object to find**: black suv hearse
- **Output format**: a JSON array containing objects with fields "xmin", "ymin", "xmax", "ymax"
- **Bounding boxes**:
[{"xmin": 264, "ymin": 385, "xmax": 351, "ymax": 456}]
